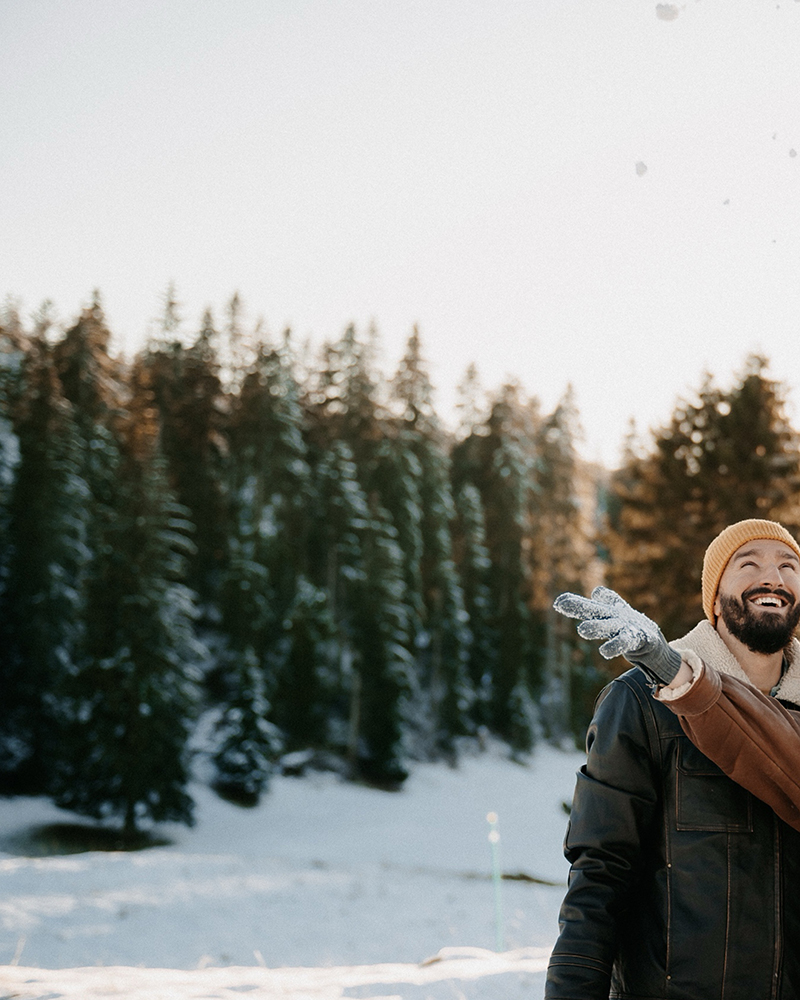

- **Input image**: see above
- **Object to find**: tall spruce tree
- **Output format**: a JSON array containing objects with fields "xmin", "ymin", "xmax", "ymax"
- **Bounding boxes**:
[
  {"xmin": 308, "ymin": 324, "xmax": 387, "ymax": 486},
  {"xmin": 50, "ymin": 312, "xmax": 201, "ymax": 833},
  {"xmin": 350, "ymin": 498, "xmax": 415, "ymax": 785},
  {"xmin": 272, "ymin": 576, "xmax": 339, "ymax": 752},
  {"xmin": 212, "ymin": 334, "xmax": 318, "ymax": 798},
  {"xmin": 0, "ymin": 303, "xmax": 26, "ymax": 616},
  {"xmin": 452, "ymin": 482, "xmax": 496, "ymax": 728},
  {"xmin": 608, "ymin": 355, "xmax": 800, "ymax": 639},
  {"xmin": 213, "ymin": 536, "xmax": 280, "ymax": 803},
  {"xmin": 140, "ymin": 311, "xmax": 229, "ymax": 610},
  {"xmin": 306, "ymin": 440, "xmax": 371, "ymax": 760},
  {"xmin": 1, "ymin": 337, "xmax": 89, "ymax": 792},
  {"xmin": 305, "ymin": 325, "xmax": 416, "ymax": 779},
  {"xmin": 530, "ymin": 388, "xmax": 603, "ymax": 740},
  {"xmin": 391, "ymin": 329, "xmax": 472, "ymax": 753},
  {"xmin": 451, "ymin": 382, "xmax": 538, "ymax": 750},
  {"xmin": 228, "ymin": 336, "xmax": 312, "ymax": 612}
]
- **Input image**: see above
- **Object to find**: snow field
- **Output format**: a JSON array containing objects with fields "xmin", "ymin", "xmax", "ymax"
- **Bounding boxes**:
[{"xmin": 0, "ymin": 742, "xmax": 584, "ymax": 998}]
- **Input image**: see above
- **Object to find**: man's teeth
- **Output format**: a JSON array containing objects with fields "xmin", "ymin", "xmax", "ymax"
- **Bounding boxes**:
[{"xmin": 752, "ymin": 596, "xmax": 784, "ymax": 607}]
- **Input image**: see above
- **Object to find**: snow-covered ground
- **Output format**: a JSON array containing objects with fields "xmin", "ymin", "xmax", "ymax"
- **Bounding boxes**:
[{"xmin": 0, "ymin": 742, "xmax": 584, "ymax": 999}]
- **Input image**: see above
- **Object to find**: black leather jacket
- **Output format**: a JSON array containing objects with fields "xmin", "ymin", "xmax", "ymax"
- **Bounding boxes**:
[{"xmin": 545, "ymin": 667, "xmax": 800, "ymax": 1000}]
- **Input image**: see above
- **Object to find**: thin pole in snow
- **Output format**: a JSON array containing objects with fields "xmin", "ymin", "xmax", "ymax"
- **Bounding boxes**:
[{"xmin": 487, "ymin": 811, "xmax": 505, "ymax": 952}]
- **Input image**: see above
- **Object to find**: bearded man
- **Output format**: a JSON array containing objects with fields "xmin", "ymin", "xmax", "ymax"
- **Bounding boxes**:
[{"xmin": 545, "ymin": 519, "xmax": 800, "ymax": 1000}]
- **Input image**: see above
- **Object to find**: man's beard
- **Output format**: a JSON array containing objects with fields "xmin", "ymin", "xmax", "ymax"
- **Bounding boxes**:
[{"xmin": 719, "ymin": 590, "xmax": 800, "ymax": 655}]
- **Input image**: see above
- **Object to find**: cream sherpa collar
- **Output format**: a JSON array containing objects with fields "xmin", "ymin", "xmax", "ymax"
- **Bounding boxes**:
[{"xmin": 671, "ymin": 620, "xmax": 800, "ymax": 708}]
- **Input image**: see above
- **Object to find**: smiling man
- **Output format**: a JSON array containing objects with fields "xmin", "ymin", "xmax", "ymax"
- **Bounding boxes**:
[{"xmin": 545, "ymin": 519, "xmax": 800, "ymax": 1000}]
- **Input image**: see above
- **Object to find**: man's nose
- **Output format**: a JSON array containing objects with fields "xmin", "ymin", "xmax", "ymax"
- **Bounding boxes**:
[{"xmin": 761, "ymin": 564, "xmax": 786, "ymax": 588}]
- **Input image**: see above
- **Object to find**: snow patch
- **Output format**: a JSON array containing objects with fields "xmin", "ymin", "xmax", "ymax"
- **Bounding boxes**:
[{"xmin": 0, "ymin": 746, "xmax": 583, "ymax": 996}]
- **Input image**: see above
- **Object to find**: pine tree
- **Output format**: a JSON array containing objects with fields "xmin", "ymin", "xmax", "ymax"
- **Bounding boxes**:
[
  {"xmin": 154, "ymin": 281, "xmax": 183, "ymax": 347},
  {"xmin": 371, "ymin": 439, "xmax": 425, "ymax": 647},
  {"xmin": 49, "ymin": 314, "xmax": 201, "ymax": 834},
  {"xmin": 141, "ymin": 312, "xmax": 230, "ymax": 609},
  {"xmin": 452, "ymin": 482, "xmax": 497, "ymax": 728},
  {"xmin": 0, "ymin": 300, "xmax": 26, "ymax": 599},
  {"xmin": 211, "ymin": 485, "xmax": 282, "ymax": 803},
  {"xmin": 211, "ymin": 334, "xmax": 317, "ymax": 799},
  {"xmin": 52, "ymin": 447, "xmax": 201, "ymax": 833},
  {"xmin": 390, "ymin": 329, "xmax": 472, "ymax": 753},
  {"xmin": 307, "ymin": 323, "xmax": 387, "ymax": 485},
  {"xmin": 451, "ymin": 382, "xmax": 538, "ymax": 750},
  {"xmin": 530, "ymin": 388, "xmax": 604, "ymax": 740},
  {"xmin": 229, "ymin": 335, "xmax": 312, "ymax": 610},
  {"xmin": 1, "ymin": 336, "xmax": 89, "ymax": 792},
  {"xmin": 271, "ymin": 577, "xmax": 339, "ymax": 751},
  {"xmin": 349, "ymin": 499, "xmax": 415, "ymax": 786},
  {"xmin": 53, "ymin": 292, "xmax": 122, "ymax": 427},
  {"xmin": 304, "ymin": 325, "xmax": 418, "ymax": 778},
  {"xmin": 305, "ymin": 438, "xmax": 370, "ymax": 759},
  {"xmin": 454, "ymin": 362, "xmax": 487, "ymax": 441}
]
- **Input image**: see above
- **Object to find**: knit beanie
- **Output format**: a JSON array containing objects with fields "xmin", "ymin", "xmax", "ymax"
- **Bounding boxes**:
[{"xmin": 701, "ymin": 518, "xmax": 800, "ymax": 623}]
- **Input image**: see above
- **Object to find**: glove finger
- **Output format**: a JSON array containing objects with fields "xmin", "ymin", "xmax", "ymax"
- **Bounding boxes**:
[
  {"xmin": 577, "ymin": 619, "xmax": 620, "ymax": 641},
  {"xmin": 553, "ymin": 592, "xmax": 607, "ymax": 620},
  {"xmin": 599, "ymin": 626, "xmax": 645, "ymax": 660},
  {"xmin": 590, "ymin": 586, "xmax": 628, "ymax": 608},
  {"xmin": 555, "ymin": 593, "xmax": 621, "ymax": 622}
]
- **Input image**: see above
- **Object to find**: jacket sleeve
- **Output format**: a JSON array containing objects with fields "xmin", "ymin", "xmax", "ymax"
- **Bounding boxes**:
[
  {"xmin": 545, "ymin": 676, "xmax": 660, "ymax": 1000},
  {"xmin": 661, "ymin": 662, "xmax": 800, "ymax": 831}
]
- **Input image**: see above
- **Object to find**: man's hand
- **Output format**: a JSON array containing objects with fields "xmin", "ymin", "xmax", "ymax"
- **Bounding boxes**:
[{"xmin": 553, "ymin": 586, "xmax": 682, "ymax": 685}]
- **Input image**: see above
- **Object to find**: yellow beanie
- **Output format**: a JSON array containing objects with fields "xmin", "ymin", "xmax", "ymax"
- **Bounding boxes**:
[{"xmin": 702, "ymin": 518, "xmax": 800, "ymax": 622}]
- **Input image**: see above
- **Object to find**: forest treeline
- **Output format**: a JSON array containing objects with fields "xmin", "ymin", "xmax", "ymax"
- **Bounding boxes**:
[{"xmin": 1, "ymin": 291, "xmax": 799, "ymax": 835}]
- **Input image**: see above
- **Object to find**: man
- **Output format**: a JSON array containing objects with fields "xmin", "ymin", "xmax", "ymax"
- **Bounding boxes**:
[{"xmin": 545, "ymin": 518, "xmax": 800, "ymax": 1000}]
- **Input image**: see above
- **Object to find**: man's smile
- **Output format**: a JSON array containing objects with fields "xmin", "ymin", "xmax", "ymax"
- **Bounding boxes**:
[{"xmin": 743, "ymin": 588, "xmax": 794, "ymax": 611}]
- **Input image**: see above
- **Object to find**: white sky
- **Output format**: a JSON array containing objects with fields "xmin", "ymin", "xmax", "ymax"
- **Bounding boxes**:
[{"xmin": 3, "ymin": 0, "xmax": 800, "ymax": 467}]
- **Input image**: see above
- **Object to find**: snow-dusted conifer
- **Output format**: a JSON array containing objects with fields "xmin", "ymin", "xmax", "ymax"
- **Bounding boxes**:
[
  {"xmin": 530, "ymin": 388, "xmax": 603, "ymax": 740},
  {"xmin": 451, "ymin": 383, "xmax": 537, "ymax": 750},
  {"xmin": 1, "ymin": 336, "xmax": 89, "ymax": 792},
  {"xmin": 50, "ymin": 319, "xmax": 201, "ymax": 834},
  {"xmin": 391, "ymin": 329, "xmax": 473, "ymax": 752},
  {"xmin": 212, "ymin": 334, "xmax": 316, "ymax": 799},
  {"xmin": 307, "ymin": 440, "xmax": 370, "ymax": 757},
  {"xmin": 139, "ymin": 310, "xmax": 229, "ymax": 610},
  {"xmin": 452, "ymin": 482, "xmax": 497, "ymax": 727},
  {"xmin": 350, "ymin": 499, "xmax": 415, "ymax": 785},
  {"xmin": 272, "ymin": 576, "xmax": 338, "ymax": 751}
]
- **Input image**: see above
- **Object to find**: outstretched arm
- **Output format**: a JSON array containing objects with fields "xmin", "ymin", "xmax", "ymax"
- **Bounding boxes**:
[{"xmin": 554, "ymin": 587, "xmax": 800, "ymax": 831}]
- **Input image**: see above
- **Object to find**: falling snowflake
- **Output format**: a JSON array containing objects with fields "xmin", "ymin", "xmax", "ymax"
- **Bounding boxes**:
[
  {"xmin": 656, "ymin": 4, "xmax": 681, "ymax": 20},
  {"xmin": 635, "ymin": 161, "xmax": 648, "ymax": 177}
]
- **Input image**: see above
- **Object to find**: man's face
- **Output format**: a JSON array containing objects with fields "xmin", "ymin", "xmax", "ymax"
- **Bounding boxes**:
[{"xmin": 715, "ymin": 539, "xmax": 800, "ymax": 654}]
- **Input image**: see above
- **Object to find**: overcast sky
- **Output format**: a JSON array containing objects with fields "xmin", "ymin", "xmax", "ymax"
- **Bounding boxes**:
[{"xmin": 3, "ymin": 1, "xmax": 800, "ymax": 466}]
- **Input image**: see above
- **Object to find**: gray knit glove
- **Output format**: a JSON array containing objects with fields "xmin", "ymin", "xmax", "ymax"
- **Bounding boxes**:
[{"xmin": 553, "ymin": 586, "xmax": 682, "ymax": 685}]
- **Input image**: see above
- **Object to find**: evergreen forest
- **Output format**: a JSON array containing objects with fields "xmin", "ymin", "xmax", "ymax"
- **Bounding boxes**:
[{"xmin": 2, "ymin": 292, "xmax": 798, "ymax": 835}]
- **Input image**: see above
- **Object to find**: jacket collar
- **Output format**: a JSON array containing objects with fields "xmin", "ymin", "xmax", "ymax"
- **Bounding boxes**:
[{"xmin": 672, "ymin": 620, "xmax": 800, "ymax": 708}]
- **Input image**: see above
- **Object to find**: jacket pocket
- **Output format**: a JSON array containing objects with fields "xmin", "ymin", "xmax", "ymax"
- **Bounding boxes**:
[{"xmin": 675, "ymin": 741, "xmax": 753, "ymax": 832}]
